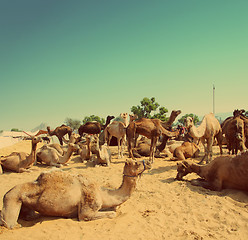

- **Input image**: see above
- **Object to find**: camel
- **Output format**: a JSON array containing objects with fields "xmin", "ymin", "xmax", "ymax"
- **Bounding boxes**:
[
  {"xmin": 127, "ymin": 118, "xmax": 179, "ymax": 162},
  {"xmin": 90, "ymin": 135, "xmax": 112, "ymax": 166},
  {"xmin": 225, "ymin": 115, "xmax": 246, "ymax": 154},
  {"xmin": 36, "ymin": 143, "xmax": 79, "ymax": 167},
  {"xmin": 104, "ymin": 113, "xmax": 129, "ymax": 158},
  {"xmin": 47, "ymin": 124, "xmax": 72, "ymax": 145},
  {"xmin": 0, "ymin": 137, "xmax": 42, "ymax": 173},
  {"xmin": 79, "ymin": 135, "xmax": 92, "ymax": 161},
  {"xmin": 184, "ymin": 113, "xmax": 222, "ymax": 164},
  {"xmin": 170, "ymin": 141, "xmax": 200, "ymax": 161},
  {"xmin": 176, "ymin": 151, "xmax": 248, "ymax": 191},
  {"xmin": 156, "ymin": 110, "xmax": 182, "ymax": 152},
  {"xmin": 78, "ymin": 115, "xmax": 115, "ymax": 138},
  {"xmin": 0, "ymin": 159, "xmax": 151, "ymax": 229}
]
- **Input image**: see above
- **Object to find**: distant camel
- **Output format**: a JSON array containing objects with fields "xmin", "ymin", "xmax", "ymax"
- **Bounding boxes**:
[
  {"xmin": 127, "ymin": 118, "xmax": 179, "ymax": 162},
  {"xmin": 185, "ymin": 113, "xmax": 222, "ymax": 164},
  {"xmin": 176, "ymin": 151, "xmax": 248, "ymax": 191},
  {"xmin": 104, "ymin": 113, "xmax": 129, "ymax": 158},
  {"xmin": 0, "ymin": 159, "xmax": 151, "ymax": 229},
  {"xmin": 78, "ymin": 115, "xmax": 115, "ymax": 138},
  {"xmin": 36, "ymin": 143, "xmax": 79, "ymax": 167},
  {"xmin": 47, "ymin": 124, "xmax": 72, "ymax": 145},
  {"xmin": 0, "ymin": 137, "xmax": 42, "ymax": 173}
]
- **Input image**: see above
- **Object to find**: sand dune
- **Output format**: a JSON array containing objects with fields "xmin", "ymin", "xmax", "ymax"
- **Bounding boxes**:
[{"xmin": 0, "ymin": 140, "xmax": 248, "ymax": 240}]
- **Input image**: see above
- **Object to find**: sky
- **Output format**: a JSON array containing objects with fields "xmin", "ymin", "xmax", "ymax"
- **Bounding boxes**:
[{"xmin": 1, "ymin": 0, "xmax": 248, "ymax": 131}]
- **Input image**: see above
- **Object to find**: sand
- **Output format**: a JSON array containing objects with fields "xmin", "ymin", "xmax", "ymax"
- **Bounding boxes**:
[{"xmin": 0, "ymin": 141, "xmax": 248, "ymax": 240}]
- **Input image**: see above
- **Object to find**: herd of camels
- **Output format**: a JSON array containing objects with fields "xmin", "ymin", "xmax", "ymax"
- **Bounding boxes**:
[{"xmin": 1, "ymin": 109, "xmax": 248, "ymax": 229}]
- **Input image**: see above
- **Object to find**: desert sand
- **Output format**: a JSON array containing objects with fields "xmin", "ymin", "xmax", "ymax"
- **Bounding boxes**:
[{"xmin": 0, "ymin": 140, "xmax": 248, "ymax": 240}]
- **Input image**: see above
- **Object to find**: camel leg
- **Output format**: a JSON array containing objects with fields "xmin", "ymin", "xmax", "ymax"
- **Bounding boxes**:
[
  {"xmin": 78, "ymin": 201, "xmax": 116, "ymax": 221},
  {"xmin": 198, "ymin": 138, "xmax": 207, "ymax": 164},
  {"xmin": 215, "ymin": 131, "xmax": 223, "ymax": 155},
  {"xmin": 0, "ymin": 164, "xmax": 2, "ymax": 174},
  {"xmin": 1, "ymin": 188, "xmax": 22, "ymax": 229},
  {"xmin": 206, "ymin": 137, "xmax": 214, "ymax": 163},
  {"xmin": 58, "ymin": 137, "xmax": 63, "ymax": 145},
  {"xmin": 117, "ymin": 138, "xmax": 122, "ymax": 159}
]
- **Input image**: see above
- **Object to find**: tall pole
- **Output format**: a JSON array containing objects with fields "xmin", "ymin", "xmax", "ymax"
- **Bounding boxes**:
[{"xmin": 213, "ymin": 84, "xmax": 215, "ymax": 115}]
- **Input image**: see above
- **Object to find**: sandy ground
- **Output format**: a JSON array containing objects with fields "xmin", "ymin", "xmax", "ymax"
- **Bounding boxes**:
[{"xmin": 0, "ymin": 140, "xmax": 248, "ymax": 240}]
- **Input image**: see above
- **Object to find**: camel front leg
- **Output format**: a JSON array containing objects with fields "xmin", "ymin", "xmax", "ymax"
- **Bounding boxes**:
[
  {"xmin": 198, "ymin": 138, "xmax": 207, "ymax": 164},
  {"xmin": 206, "ymin": 137, "xmax": 214, "ymax": 163},
  {"xmin": 117, "ymin": 138, "xmax": 122, "ymax": 159},
  {"xmin": 0, "ymin": 164, "xmax": 2, "ymax": 174}
]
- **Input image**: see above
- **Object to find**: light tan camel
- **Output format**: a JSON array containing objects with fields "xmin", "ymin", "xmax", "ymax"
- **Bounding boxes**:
[
  {"xmin": 0, "ymin": 159, "xmax": 150, "ymax": 229},
  {"xmin": 185, "ymin": 113, "xmax": 222, "ymax": 164},
  {"xmin": 170, "ymin": 141, "xmax": 200, "ymax": 161},
  {"xmin": 90, "ymin": 135, "xmax": 112, "ymax": 166},
  {"xmin": 104, "ymin": 113, "xmax": 129, "ymax": 158},
  {"xmin": 0, "ymin": 137, "xmax": 42, "ymax": 174},
  {"xmin": 127, "ymin": 118, "xmax": 179, "ymax": 162},
  {"xmin": 36, "ymin": 143, "xmax": 79, "ymax": 167},
  {"xmin": 79, "ymin": 135, "xmax": 92, "ymax": 162},
  {"xmin": 176, "ymin": 151, "xmax": 248, "ymax": 191}
]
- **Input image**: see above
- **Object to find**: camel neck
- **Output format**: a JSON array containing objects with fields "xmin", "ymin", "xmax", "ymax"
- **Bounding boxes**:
[
  {"xmin": 20, "ymin": 142, "xmax": 38, "ymax": 169},
  {"xmin": 59, "ymin": 147, "xmax": 74, "ymax": 164},
  {"xmin": 101, "ymin": 175, "xmax": 138, "ymax": 209}
]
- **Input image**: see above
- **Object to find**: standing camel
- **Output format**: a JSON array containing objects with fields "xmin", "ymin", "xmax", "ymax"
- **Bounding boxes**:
[
  {"xmin": 47, "ymin": 124, "xmax": 72, "ymax": 145},
  {"xmin": 184, "ymin": 113, "xmax": 222, "ymax": 164},
  {"xmin": 127, "ymin": 118, "xmax": 179, "ymax": 162},
  {"xmin": 104, "ymin": 113, "xmax": 129, "ymax": 158},
  {"xmin": 78, "ymin": 115, "xmax": 115, "ymax": 138}
]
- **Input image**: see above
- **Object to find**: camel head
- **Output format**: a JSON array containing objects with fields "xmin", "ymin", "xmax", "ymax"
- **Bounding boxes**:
[
  {"xmin": 172, "ymin": 110, "xmax": 181, "ymax": 117},
  {"xmin": 106, "ymin": 115, "xmax": 115, "ymax": 122},
  {"xmin": 184, "ymin": 116, "xmax": 194, "ymax": 129},
  {"xmin": 129, "ymin": 114, "xmax": 138, "ymax": 122},
  {"xmin": 233, "ymin": 109, "xmax": 245, "ymax": 117},
  {"xmin": 120, "ymin": 112, "xmax": 129, "ymax": 127},
  {"xmin": 176, "ymin": 160, "xmax": 194, "ymax": 180},
  {"xmin": 123, "ymin": 159, "xmax": 151, "ymax": 177}
]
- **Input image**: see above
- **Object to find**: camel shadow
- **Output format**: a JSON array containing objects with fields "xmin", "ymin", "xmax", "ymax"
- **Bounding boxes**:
[{"xmin": 148, "ymin": 165, "xmax": 177, "ymax": 175}]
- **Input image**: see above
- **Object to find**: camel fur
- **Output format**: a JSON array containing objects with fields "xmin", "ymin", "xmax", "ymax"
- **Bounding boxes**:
[
  {"xmin": 36, "ymin": 143, "xmax": 79, "ymax": 167},
  {"xmin": 47, "ymin": 124, "xmax": 72, "ymax": 145},
  {"xmin": 0, "ymin": 137, "xmax": 42, "ymax": 173},
  {"xmin": 176, "ymin": 151, "xmax": 248, "ymax": 191},
  {"xmin": 185, "ymin": 113, "xmax": 222, "ymax": 164},
  {"xmin": 0, "ymin": 159, "xmax": 150, "ymax": 229}
]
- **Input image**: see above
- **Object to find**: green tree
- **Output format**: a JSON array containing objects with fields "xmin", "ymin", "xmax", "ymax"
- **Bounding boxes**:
[
  {"xmin": 64, "ymin": 118, "xmax": 81, "ymax": 130},
  {"xmin": 82, "ymin": 115, "xmax": 105, "ymax": 125},
  {"xmin": 178, "ymin": 113, "xmax": 200, "ymax": 125},
  {"xmin": 11, "ymin": 128, "xmax": 22, "ymax": 132},
  {"xmin": 131, "ymin": 97, "xmax": 168, "ymax": 120}
]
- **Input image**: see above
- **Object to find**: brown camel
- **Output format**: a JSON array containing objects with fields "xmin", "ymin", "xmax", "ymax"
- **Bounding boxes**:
[
  {"xmin": 0, "ymin": 137, "xmax": 42, "ymax": 173},
  {"xmin": 176, "ymin": 151, "xmax": 248, "ymax": 191},
  {"xmin": 170, "ymin": 141, "xmax": 200, "ymax": 161},
  {"xmin": 185, "ymin": 113, "xmax": 222, "ymax": 164},
  {"xmin": 127, "ymin": 118, "xmax": 179, "ymax": 162},
  {"xmin": 0, "ymin": 159, "xmax": 150, "ymax": 229},
  {"xmin": 225, "ymin": 115, "xmax": 246, "ymax": 154},
  {"xmin": 36, "ymin": 143, "xmax": 79, "ymax": 167},
  {"xmin": 104, "ymin": 113, "xmax": 129, "ymax": 158},
  {"xmin": 47, "ymin": 124, "xmax": 72, "ymax": 145},
  {"xmin": 78, "ymin": 115, "xmax": 115, "ymax": 138},
  {"xmin": 156, "ymin": 110, "xmax": 182, "ymax": 152}
]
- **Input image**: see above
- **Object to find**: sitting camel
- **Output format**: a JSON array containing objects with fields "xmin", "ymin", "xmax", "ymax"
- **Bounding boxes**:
[
  {"xmin": 79, "ymin": 135, "xmax": 92, "ymax": 161},
  {"xmin": 0, "ymin": 137, "xmax": 42, "ymax": 174},
  {"xmin": 127, "ymin": 118, "xmax": 179, "ymax": 162},
  {"xmin": 78, "ymin": 115, "xmax": 115, "ymax": 138},
  {"xmin": 0, "ymin": 159, "xmax": 150, "ymax": 229},
  {"xmin": 104, "ymin": 113, "xmax": 129, "ymax": 158},
  {"xmin": 36, "ymin": 143, "xmax": 79, "ymax": 167},
  {"xmin": 176, "ymin": 151, "xmax": 248, "ymax": 191},
  {"xmin": 184, "ymin": 113, "xmax": 222, "ymax": 164},
  {"xmin": 47, "ymin": 124, "xmax": 72, "ymax": 145},
  {"xmin": 170, "ymin": 141, "xmax": 200, "ymax": 161}
]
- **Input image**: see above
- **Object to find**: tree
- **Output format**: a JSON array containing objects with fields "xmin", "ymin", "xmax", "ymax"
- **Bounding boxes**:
[
  {"xmin": 131, "ymin": 97, "xmax": 168, "ymax": 121},
  {"xmin": 178, "ymin": 113, "xmax": 200, "ymax": 125},
  {"xmin": 82, "ymin": 115, "xmax": 105, "ymax": 125},
  {"xmin": 11, "ymin": 128, "xmax": 22, "ymax": 132},
  {"xmin": 64, "ymin": 118, "xmax": 81, "ymax": 130}
]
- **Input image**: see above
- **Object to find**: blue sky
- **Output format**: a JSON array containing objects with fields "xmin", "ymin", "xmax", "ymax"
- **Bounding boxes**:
[{"xmin": 1, "ymin": 0, "xmax": 248, "ymax": 130}]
